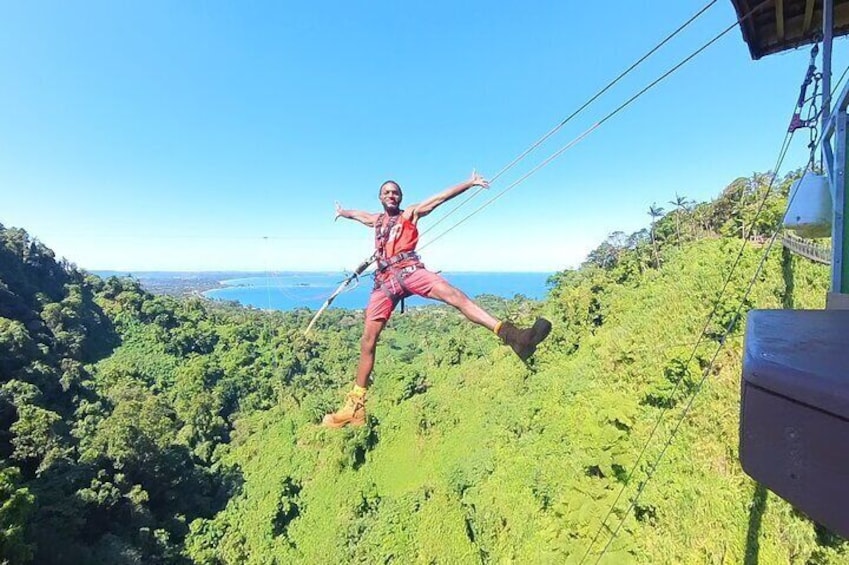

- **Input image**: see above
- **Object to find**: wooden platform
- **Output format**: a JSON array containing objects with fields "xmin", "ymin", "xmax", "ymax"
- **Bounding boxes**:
[{"xmin": 730, "ymin": 0, "xmax": 849, "ymax": 59}]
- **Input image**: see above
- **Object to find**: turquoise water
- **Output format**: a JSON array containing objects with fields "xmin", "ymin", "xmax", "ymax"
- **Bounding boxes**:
[{"xmin": 204, "ymin": 272, "xmax": 553, "ymax": 311}]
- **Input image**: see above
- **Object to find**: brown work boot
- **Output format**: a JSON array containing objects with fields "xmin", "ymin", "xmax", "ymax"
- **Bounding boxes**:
[
  {"xmin": 322, "ymin": 391, "xmax": 366, "ymax": 428},
  {"xmin": 497, "ymin": 318, "xmax": 552, "ymax": 361}
]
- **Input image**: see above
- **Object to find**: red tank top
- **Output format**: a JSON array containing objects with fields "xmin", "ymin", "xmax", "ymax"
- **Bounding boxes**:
[{"xmin": 375, "ymin": 213, "xmax": 420, "ymax": 269}]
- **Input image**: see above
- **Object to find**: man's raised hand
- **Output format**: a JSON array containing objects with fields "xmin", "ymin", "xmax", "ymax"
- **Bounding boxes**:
[{"xmin": 469, "ymin": 169, "xmax": 490, "ymax": 189}]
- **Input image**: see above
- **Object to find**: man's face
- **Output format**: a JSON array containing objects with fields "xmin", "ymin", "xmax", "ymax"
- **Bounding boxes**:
[{"xmin": 379, "ymin": 182, "xmax": 402, "ymax": 212}]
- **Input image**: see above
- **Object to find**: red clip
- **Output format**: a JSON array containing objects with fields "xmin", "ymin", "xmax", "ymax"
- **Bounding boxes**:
[{"xmin": 788, "ymin": 113, "xmax": 805, "ymax": 132}]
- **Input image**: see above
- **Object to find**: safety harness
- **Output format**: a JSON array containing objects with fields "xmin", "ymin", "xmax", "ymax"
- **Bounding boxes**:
[{"xmin": 373, "ymin": 212, "xmax": 422, "ymax": 310}]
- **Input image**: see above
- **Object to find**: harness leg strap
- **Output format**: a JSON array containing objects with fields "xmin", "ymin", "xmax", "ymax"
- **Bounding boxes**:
[{"xmin": 375, "ymin": 267, "xmax": 418, "ymax": 313}]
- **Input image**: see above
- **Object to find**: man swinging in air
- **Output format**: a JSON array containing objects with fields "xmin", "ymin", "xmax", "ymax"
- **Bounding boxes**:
[{"xmin": 323, "ymin": 170, "xmax": 552, "ymax": 428}]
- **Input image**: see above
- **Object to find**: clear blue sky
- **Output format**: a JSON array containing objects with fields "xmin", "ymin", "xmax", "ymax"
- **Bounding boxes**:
[{"xmin": 2, "ymin": 1, "xmax": 847, "ymax": 272}]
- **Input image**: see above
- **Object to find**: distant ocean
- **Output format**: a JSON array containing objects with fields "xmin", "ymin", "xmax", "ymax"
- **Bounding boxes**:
[{"xmin": 204, "ymin": 272, "xmax": 554, "ymax": 311}]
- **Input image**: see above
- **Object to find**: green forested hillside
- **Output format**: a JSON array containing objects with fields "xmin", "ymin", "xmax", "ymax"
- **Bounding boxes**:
[{"xmin": 0, "ymin": 170, "xmax": 847, "ymax": 564}]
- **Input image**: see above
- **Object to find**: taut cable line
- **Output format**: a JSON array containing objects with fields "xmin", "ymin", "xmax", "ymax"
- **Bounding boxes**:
[
  {"xmin": 586, "ymin": 133, "xmax": 793, "ymax": 564},
  {"xmin": 422, "ymin": 0, "xmax": 776, "ymax": 253},
  {"xmin": 594, "ymin": 142, "xmax": 804, "ymax": 565},
  {"xmin": 420, "ymin": 0, "xmax": 721, "ymax": 239}
]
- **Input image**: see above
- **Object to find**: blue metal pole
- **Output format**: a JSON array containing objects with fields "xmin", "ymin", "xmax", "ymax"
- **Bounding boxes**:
[{"xmin": 823, "ymin": 0, "xmax": 849, "ymax": 296}]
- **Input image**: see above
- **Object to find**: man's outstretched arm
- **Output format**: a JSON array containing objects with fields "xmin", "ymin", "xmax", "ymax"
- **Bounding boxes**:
[
  {"xmin": 335, "ymin": 201, "xmax": 380, "ymax": 227},
  {"xmin": 408, "ymin": 170, "xmax": 489, "ymax": 220}
]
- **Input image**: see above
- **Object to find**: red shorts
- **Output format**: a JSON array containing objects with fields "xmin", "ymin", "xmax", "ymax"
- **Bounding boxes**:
[{"xmin": 365, "ymin": 268, "xmax": 446, "ymax": 322}]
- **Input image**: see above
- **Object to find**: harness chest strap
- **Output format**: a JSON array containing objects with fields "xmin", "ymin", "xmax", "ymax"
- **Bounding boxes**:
[
  {"xmin": 374, "ymin": 213, "xmax": 421, "ymax": 267},
  {"xmin": 373, "ymin": 213, "xmax": 423, "ymax": 303}
]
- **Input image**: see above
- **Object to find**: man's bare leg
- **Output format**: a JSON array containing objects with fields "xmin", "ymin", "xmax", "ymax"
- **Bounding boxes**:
[
  {"xmin": 322, "ymin": 318, "xmax": 386, "ymax": 427},
  {"xmin": 427, "ymin": 280, "xmax": 498, "ymax": 330},
  {"xmin": 428, "ymin": 279, "xmax": 551, "ymax": 361},
  {"xmin": 356, "ymin": 318, "xmax": 387, "ymax": 387}
]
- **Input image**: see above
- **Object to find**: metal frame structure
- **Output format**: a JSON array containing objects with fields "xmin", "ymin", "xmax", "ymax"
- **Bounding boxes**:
[
  {"xmin": 732, "ymin": 0, "xmax": 849, "ymax": 299},
  {"xmin": 820, "ymin": 0, "xmax": 849, "ymax": 298},
  {"xmin": 823, "ymin": 106, "xmax": 848, "ymax": 292}
]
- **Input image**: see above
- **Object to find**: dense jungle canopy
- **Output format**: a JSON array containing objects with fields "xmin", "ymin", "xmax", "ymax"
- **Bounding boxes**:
[{"xmin": 0, "ymin": 169, "xmax": 846, "ymax": 564}]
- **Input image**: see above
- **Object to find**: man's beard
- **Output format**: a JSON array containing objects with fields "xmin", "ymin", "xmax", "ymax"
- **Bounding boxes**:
[{"xmin": 382, "ymin": 201, "xmax": 401, "ymax": 214}]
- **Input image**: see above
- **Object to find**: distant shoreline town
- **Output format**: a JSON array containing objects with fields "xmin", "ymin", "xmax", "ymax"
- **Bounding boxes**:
[
  {"xmin": 91, "ymin": 271, "xmax": 257, "ymax": 297},
  {"xmin": 91, "ymin": 271, "xmax": 554, "ymax": 299}
]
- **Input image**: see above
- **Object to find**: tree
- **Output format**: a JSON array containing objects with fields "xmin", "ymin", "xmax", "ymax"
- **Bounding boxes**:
[
  {"xmin": 668, "ymin": 193, "xmax": 692, "ymax": 247},
  {"xmin": 648, "ymin": 203, "xmax": 665, "ymax": 266},
  {"xmin": 0, "ymin": 466, "xmax": 34, "ymax": 563}
]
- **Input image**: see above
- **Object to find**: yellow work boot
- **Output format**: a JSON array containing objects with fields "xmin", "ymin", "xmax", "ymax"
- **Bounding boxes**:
[
  {"xmin": 322, "ymin": 391, "xmax": 366, "ymax": 428},
  {"xmin": 497, "ymin": 317, "xmax": 552, "ymax": 361}
]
